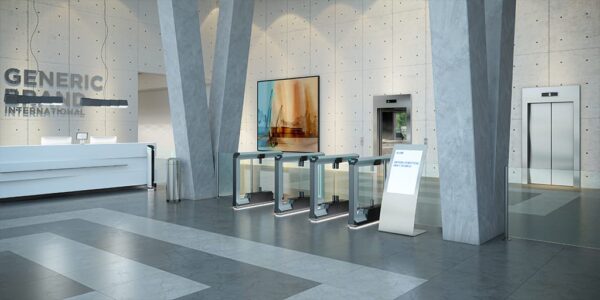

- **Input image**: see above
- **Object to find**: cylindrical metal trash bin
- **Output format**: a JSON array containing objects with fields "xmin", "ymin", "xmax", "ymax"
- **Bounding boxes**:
[{"xmin": 166, "ymin": 158, "xmax": 181, "ymax": 202}]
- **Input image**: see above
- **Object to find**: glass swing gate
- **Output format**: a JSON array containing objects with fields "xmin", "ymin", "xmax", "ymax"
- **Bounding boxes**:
[{"xmin": 348, "ymin": 156, "xmax": 390, "ymax": 228}]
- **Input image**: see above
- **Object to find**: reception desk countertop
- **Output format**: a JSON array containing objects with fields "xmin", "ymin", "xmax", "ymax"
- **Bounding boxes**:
[{"xmin": 0, "ymin": 143, "xmax": 154, "ymax": 199}]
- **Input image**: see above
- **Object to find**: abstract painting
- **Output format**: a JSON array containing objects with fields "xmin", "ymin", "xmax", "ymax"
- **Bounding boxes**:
[{"xmin": 257, "ymin": 76, "xmax": 319, "ymax": 152}]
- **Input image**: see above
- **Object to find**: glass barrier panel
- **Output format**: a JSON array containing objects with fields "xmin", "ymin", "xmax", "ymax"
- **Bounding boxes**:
[
  {"xmin": 508, "ymin": 167, "xmax": 599, "ymax": 250},
  {"xmin": 282, "ymin": 161, "xmax": 310, "ymax": 202},
  {"xmin": 257, "ymin": 158, "xmax": 275, "ymax": 193},
  {"xmin": 238, "ymin": 159, "xmax": 255, "ymax": 198},
  {"xmin": 357, "ymin": 164, "xmax": 386, "ymax": 209},
  {"xmin": 415, "ymin": 176, "xmax": 442, "ymax": 227}
]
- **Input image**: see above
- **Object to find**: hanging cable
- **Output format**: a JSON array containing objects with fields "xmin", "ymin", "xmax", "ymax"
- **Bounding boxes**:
[
  {"xmin": 100, "ymin": 0, "xmax": 109, "ymax": 99},
  {"xmin": 29, "ymin": 0, "xmax": 40, "ymax": 93}
]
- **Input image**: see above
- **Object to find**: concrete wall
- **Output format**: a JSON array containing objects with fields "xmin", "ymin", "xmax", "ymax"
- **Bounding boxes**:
[
  {"xmin": 509, "ymin": 0, "xmax": 600, "ymax": 187},
  {"xmin": 236, "ymin": 0, "xmax": 599, "ymax": 186},
  {"xmin": 0, "ymin": 0, "xmax": 164, "ymax": 145}
]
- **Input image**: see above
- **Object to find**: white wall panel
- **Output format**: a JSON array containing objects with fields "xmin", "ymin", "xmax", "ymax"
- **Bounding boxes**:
[
  {"xmin": 137, "ymin": 22, "xmax": 164, "ymax": 73},
  {"xmin": 393, "ymin": 9, "xmax": 426, "ymax": 66},
  {"xmin": 319, "ymin": 72, "xmax": 336, "ymax": 121},
  {"xmin": 70, "ymin": 0, "xmax": 103, "ymax": 14},
  {"xmin": 0, "ymin": 9, "xmax": 28, "ymax": 61},
  {"xmin": 549, "ymin": 0, "xmax": 600, "ymax": 51},
  {"xmin": 335, "ymin": 120, "xmax": 362, "ymax": 154},
  {"xmin": 0, "ymin": 0, "xmax": 26, "ymax": 11},
  {"xmin": 320, "ymin": 120, "xmax": 336, "ymax": 153},
  {"xmin": 287, "ymin": 29, "xmax": 310, "ymax": 77},
  {"xmin": 105, "ymin": 70, "xmax": 138, "ymax": 122},
  {"xmin": 70, "ymin": 10, "xmax": 105, "ymax": 68},
  {"xmin": 335, "ymin": 0, "xmax": 363, "ymax": 23},
  {"xmin": 108, "ymin": 16, "xmax": 138, "ymax": 71},
  {"xmin": 511, "ymin": 53, "xmax": 549, "ymax": 120},
  {"xmin": 362, "ymin": 68, "xmax": 392, "ymax": 124},
  {"xmin": 581, "ymin": 118, "xmax": 600, "ymax": 172},
  {"xmin": 266, "ymin": 32, "xmax": 288, "ymax": 78},
  {"xmin": 335, "ymin": 70, "xmax": 362, "ymax": 121},
  {"xmin": 30, "ymin": 3, "xmax": 69, "ymax": 65},
  {"xmin": 514, "ymin": 0, "xmax": 548, "ymax": 55},
  {"xmin": 0, "ymin": 120, "xmax": 28, "ymax": 145},
  {"xmin": 509, "ymin": 120, "xmax": 522, "ymax": 168},
  {"xmin": 310, "ymin": 24, "xmax": 335, "ymax": 74},
  {"xmin": 288, "ymin": 0, "xmax": 310, "ymax": 31},
  {"xmin": 138, "ymin": 0, "xmax": 159, "ymax": 24},
  {"xmin": 248, "ymin": 26, "xmax": 267, "ymax": 80},
  {"xmin": 310, "ymin": 0, "xmax": 335, "ymax": 25},
  {"xmin": 106, "ymin": 120, "xmax": 138, "ymax": 143},
  {"xmin": 335, "ymin": 19, "xmax": 363, "ymax": 72},
  {"xmin": 364, "ymin": 0, "xmax": 392, "ymax": 18},
  {"xmin": 393, "ymin": 0, "xmax": 426, "ymax": 13},
  {"xmin": 266, "ymin": 0, "xmax": 288, "ymax": 33},
  {"xmin": 68, "ymin": 119, "xmax": 106, "ymax": 138},
  {"xmin": 364, "ymin": 15, "xmax": 392, "ymax": 70},
  {"xmin": 27, "ymin": 119, "xmax": 69, "ymax": 145},
  {"xmin": 107, "ymin": 0, "xmax": 137, "ymax": 21}
]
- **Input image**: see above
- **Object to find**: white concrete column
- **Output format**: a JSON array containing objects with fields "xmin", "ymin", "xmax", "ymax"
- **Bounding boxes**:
[
  {"xmin": 157, "ymin": 0, "xmax": 216, "ymax": 199},
  {"xmin": 429, "ymin": 0, "xmax": 516, "ymax": 244},
  {"xmin": 209, "ymin": 0, "xmax": 255, "ymax": 160}
]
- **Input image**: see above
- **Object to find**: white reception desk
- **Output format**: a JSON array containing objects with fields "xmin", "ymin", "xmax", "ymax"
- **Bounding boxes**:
[{"xmin": 0, "ymin": 143, "xmax": 155, "ymax": 199}]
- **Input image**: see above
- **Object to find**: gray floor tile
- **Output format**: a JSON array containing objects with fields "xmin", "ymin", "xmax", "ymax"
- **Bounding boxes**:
[{"xmin": 1, "ymin": 188, "xmax": 599, "ymax": 299}]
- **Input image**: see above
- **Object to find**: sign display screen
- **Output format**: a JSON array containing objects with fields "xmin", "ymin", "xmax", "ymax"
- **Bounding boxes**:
[{"xmin": 387, "ymin": 149, "xmax": 423, "ymax": 195}]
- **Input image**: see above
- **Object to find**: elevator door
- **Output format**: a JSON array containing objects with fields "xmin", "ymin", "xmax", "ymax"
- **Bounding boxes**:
[
  {"xmin": 528, "ymin": 102, "xmax": 574, "ymax": 186},
  {"xmin": 378, "ymin": 108, "xmax": 409, "ymax": 156}
]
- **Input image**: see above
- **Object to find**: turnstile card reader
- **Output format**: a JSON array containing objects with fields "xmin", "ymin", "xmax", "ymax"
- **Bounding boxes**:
[
  {"xmin": 233, "ymin": 151, "xmax": 282, "ymax": 209},
  {"xmin": 309, "ymin": 153, "xmax": 359, "ymax": 222},
  {"xmin": 348, "ymin": 155, "xmax": 390, "ymax": 228},
  {"xmin": 274, "ymin": 152, "xmax": 324, "ymax": 215}
]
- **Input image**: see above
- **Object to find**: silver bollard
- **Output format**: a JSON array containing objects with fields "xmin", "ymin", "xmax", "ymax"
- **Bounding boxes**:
[{"xmin": 166, "ymin": 158, "xmax": 181, "ymax": 202}]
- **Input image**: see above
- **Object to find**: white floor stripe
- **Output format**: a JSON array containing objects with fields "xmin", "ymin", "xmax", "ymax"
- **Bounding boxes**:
[
  {"xmin": 510, "ymin": 190, "xmax": 579, "ymax": 216},
  {"xmin": 0, "ymin": 233, "xmax": 209, "ymax": 300},
  {"xmin": 0, "ymin": 208, "xmax": 427, "ymax": 299},
  {"xmin": 64, "ymin": 291, "xmax": 113, "ymax": 300}
]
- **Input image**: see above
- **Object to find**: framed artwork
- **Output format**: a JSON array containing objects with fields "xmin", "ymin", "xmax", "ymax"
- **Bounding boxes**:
[{"xmin": 257, "ymin": 76, "xmax": 319, "ymax": 152}]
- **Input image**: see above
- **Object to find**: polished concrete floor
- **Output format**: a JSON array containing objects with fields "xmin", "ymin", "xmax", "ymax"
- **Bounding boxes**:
[{"xmin": 0, "ymin": 188, "xmax": 599, "ymax": 299}]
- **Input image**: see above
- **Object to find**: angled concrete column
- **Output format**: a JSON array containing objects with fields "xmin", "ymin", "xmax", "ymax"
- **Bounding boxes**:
[
  {"xmin": 158, "ymin": 0, "xmax": 216, "ymax": 199},
  {"xmin": 486, "ymin": 0, "xmax": 517, "ymax": 244},
  {"xmin": 429, "ymin": 0, "xmax": 515, "ymax": 244},
  {"xmin": 209, "ymin": 0, "xmax": 255, "ymax": 160}
]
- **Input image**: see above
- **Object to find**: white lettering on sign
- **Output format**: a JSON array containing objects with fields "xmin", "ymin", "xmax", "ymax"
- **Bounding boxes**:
[{"xmin": 387, "ymin": 149, "xmax": 422, "ymax": 195}]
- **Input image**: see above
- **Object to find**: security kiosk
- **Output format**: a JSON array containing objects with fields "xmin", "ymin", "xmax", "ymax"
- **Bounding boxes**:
[
  {"xmin": 348, "ymin": 155, "xmax": 391, "ymax": 228},
  {"xmin": 274, "ymin": 152, "xmax": 324, "ymax": 216},
  {"xmin": 233, "ymin": 151, "xmax": 282, "ymax": 209},
  {"xmin": 309, "ymin": 153, "xmax": 359, "ymax": 222}
]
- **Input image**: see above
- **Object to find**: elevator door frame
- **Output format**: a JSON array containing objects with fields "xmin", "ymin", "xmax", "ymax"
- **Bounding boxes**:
[
  {"xmin": 521, "ymin": 85, "xmax": 580, "ymax": 187},
  {"xmin": 372, "ymin": 94, "xmax": 412, "ymax": 156}
]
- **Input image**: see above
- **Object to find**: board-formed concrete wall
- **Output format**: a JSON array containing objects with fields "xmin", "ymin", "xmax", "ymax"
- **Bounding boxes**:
[{"xmin": 0, "ymin": 0, "xmax": 165, "ymax": 145}]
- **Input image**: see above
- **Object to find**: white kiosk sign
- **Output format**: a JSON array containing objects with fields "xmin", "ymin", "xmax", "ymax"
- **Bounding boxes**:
[{"xmin": 379, "ymin": 144, "xmax": 427, "ymax": 236}]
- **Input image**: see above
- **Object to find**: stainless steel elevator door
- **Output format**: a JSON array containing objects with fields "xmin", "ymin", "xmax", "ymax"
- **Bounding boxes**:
[
  {"xmin": 551, "ymin": 102, "xmax": 574, "ymax": 186},
  {"xmin": 528, "ymin": 102, "xmax": 575, "ymax": 186},
  {"xmin": 529, "ymin": 103, "xmax": 552, "ymax": 185},
  {"xmin": 378, "ymin": 108, "xmax": 409, "ymax": 156}
]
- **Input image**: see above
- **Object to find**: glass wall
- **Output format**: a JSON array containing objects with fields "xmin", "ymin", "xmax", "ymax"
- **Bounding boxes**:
[{"xmin": 508, "ymin": 167, "xmax": 600, "ymax": 249}]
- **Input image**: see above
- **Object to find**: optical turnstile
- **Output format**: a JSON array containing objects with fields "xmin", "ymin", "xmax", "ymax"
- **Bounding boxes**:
[
  {"xmin": 274, "ymin": 152, "xmax": 324, "ymax": 216},
  {"xmin": 309, "ymin": 153, "xmax": 359, "ymax": 222},
  {"xmin": 348, "ymin": 156, "xmax": 390, "ymax": 228},
  {"xmin": 233, "ymin": 151, "xmax": 282, "ymax": 209}
]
